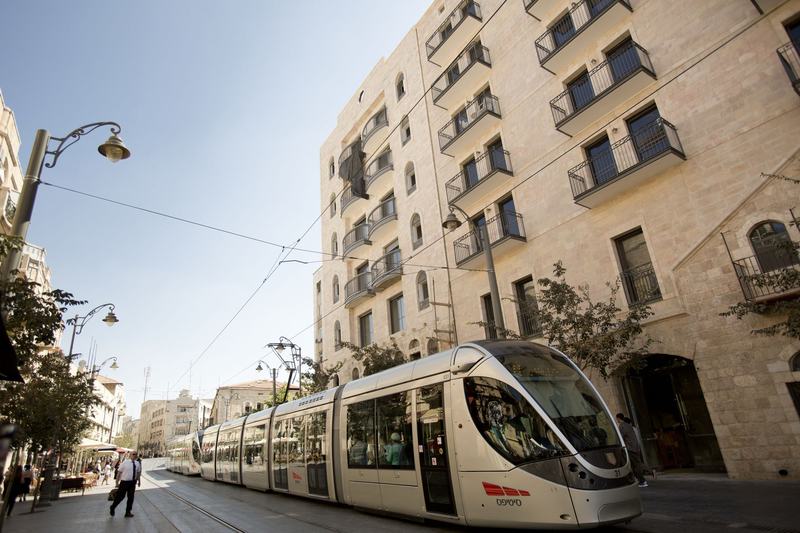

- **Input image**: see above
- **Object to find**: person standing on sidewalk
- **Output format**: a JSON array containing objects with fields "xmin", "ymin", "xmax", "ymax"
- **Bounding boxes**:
[
  {"xmin": 19, "ymin": 465, "xmax": 32, "ymax": 502},
  {"xmin": 5, "ymin": 465, "xmax": 22, "ymax": 517},
  {"xmin": 110, "ymin": 452, "xmax": 141, "ymax": 518},
  {"xmin": 617, "ymin": 413, "xmax": 648, "ymax": 488}
]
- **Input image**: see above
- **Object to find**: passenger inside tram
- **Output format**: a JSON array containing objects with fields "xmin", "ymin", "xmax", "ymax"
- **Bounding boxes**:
[{"xmin": 348, "ymin": 431, "xmax": 370, "ymax": 465}]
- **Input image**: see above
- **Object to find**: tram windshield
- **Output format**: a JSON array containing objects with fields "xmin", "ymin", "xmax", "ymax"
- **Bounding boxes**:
[{"xmin": 493, "ymin": 343, "xmax": 620, "ymax": 453}]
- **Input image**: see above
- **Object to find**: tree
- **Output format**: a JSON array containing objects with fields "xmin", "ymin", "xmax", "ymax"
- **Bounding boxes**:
[
  {"xmin": 479, "ymin": 262, "xmax": 654, "ymax": 378},
  {"xmin": 113, "ymin": 433, "xmax": 136, "ymax": 450},
  {"xmin": 339, "ymin": 341, "xmax": 406, "ymax": 377},
  {"xmin": 301, "ymin": 356, "xmax": 343, "ymax": 396}
]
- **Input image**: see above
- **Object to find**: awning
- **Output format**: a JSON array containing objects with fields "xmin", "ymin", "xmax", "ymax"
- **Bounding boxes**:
[{"xmin": 76, "ymin": 438, "xmax": 117, "ymax": 451}]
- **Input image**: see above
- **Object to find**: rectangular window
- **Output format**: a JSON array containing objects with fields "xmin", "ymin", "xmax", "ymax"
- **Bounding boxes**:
[
  {"xmin": 307, "ymin": 412, "xmax": 329, "ymax": 496},
  {"xmin": 615, "ymin": 228, "xmax": 661, "ymax": 305},
  {"xmin": 359, "ymin": 311, "xmax": 374, "ymax": 347},
  {"xmin": 787, "ymin": 382, "xmax": 800, "ymax": 419},
  {"xmin": 481, "ymin": 293, "xmax": 497, "ymax": 339},
  {"xmin": 567, "ymin": 69, "xmax": 594, "ymax": 111},
  {"xmin": 514, "ymin": 276, "xmax": 540, "ymax": 337},
  {"xmin": 497, "ymin": 196, "xmax": 520, "ymax": 237},
  {"xmin": 462, "ymin": 156, "xmax": 478, "ymax": 189},
  {"xmin": 626, "ymin": 105, "xmax": 666, "ymax": 163},
  {"xmin": 585, "ymin": 135, "xmax": 617, "ymax": 186},
  {"xmin": 376, "ymin": 392, "xmax": 414, "ymax": 469},
  {"xmin": 551, "ymin": 11, "xmax": 576, "ymax": 48},
  {"xmin": 389, "ymin": 294, "xmax": 406, "ymax": 333},
  {"xmin": 347, "ymin": 400, "xmax": 376, "ymax": 468}
]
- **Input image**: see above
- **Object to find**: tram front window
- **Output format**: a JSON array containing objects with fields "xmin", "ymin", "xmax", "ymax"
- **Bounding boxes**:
[
  {"xmin": 494, "ymin": 344, "xmax": 620, "ymax": 452},
  {"xmin": 464, "ymin": 376, "xmax": 567, "ymax": 464}
]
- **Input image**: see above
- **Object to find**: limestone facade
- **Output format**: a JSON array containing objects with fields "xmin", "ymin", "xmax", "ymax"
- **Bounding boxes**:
[{"xmin": 313, "ymin": 0, "xmax": 800, "ymax": 479}]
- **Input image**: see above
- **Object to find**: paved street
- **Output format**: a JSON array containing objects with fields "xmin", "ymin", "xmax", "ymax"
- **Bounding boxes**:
[{"xmin": 4, "ymin": 459, "xmax": 799, "ymax": 533}]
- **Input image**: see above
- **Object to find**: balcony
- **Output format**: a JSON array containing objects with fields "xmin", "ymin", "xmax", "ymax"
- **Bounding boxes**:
[
  {"xmin": 361, "ymin": 107, "xmax": 389, "ymax": 157},
  {"xmin": 445, "ymin": 149, "xmax": 513, "ymax": 212},
  {"xmin": 364, "ymin": 149, "xmax": 394, "ymax": 198},
  {"xmin": 732, "ymin": 243, "xmax": 800, "ymax": 302},
  {"xmin": 568, "ymin": 118, "xmax": 685, "ymax": 208},
  {"xmin": 438, "ymin": 94, "xmax": 501, "ymax": 156},
  {"xmin": 426, "ymin": 0, "xmax": 483, "ymax": 65},
  {"xmin": 342, "ymin": 224, "xmax": 371, "ymax": 257},
  {"xmin": 535, "ymin": 0, "xmax": 632, "ymax": 73},
  {"xmin": 778, "ymin": 41, "xmax": 800, "ymax": 96},
  {"xmin": 367, "ymin": 196, "xmax": 397, "ymax": 242},
  {"xmin": 432, "ymin": 43, "xmax": 492, "ymax": 109},
  {"xmin": 341, "ymin": 186, "xmax": 369, "ymax": 216},
  {"xmin": 551, "ymin": 41, "xmax": 655, "ymax": 135},
  {"xmin": 453, "ymin": 211, "xmax": 526, "ymax": 267},
  {"xmin": 524, "ymin": 0, "xmax": 561, "ymax": 21},
  {"xmin": 620, "ymin": 262, "xmax": 661, "ymax": 306},
  {"xmin": 344, "ymin": 271, "xmax": 374, "ymax": 308},
  {"xmin": 371, "ymin": 249, "xmax": 402, "ymax": 291}
]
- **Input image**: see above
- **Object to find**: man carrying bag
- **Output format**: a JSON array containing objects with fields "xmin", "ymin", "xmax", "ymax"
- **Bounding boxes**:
[{"xmin": 109, "ymin": 452, "xmax": 141, "ymax": 518}]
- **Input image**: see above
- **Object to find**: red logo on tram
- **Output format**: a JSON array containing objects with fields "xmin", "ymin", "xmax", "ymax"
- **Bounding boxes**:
[
  {"xmin": 292, "ymin": 472, "xmax": 302, "ymax": 481},
  {"xmin": 482, "ymin": 482, "xmax": 530, "ymax": 497}
]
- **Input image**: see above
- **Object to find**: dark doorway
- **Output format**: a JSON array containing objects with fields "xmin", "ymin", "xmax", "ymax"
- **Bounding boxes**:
[{"xmin": 623, "ymin": 354, "xmax": 725, "ymax": 472}]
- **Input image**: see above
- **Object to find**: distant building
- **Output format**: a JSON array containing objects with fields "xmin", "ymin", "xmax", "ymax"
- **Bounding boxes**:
[
  {"xmin": 117, "ymin": 416, "xmax": 139, "ymax": 449},
  {"xmin": 0, "ymin": 90, "xmax": 23, "ymax": 238},
  {"xmin": 80, "ymin": 370, "xmax": 126, "ymax": 444},
  {"xmin": 138, "ymin": 390, "xmax": 213, "ymax": 456},
  {"xmin": 209, "ymin": 379, "xmax": 292, "ymax": 426}
]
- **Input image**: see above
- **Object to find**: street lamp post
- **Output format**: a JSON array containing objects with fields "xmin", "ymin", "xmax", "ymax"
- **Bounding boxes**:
[
  {"xmin": 255, "ymin": 360, "xmax": 278, "ymax": 405},
  {"xmin": 267, "ymin": 337, "xmax": 302, "ymax": 400},
  {"xmin": 0, "ymin": 122, "xmax": 130, "ymax": 281},
  {"xmin": 67, "ymin": 304, "xmax": 120, "ymax": 358},
  {"xmin": 442, "ymin": 206, "xmax": 506, "ymax": 338}
]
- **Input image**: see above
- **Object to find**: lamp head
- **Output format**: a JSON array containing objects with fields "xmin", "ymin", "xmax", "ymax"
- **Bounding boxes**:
[
  {"xmin": 110, "ymin": 360, "xmax": 119, "ymax": 370},
  {"xmin": 102, "ymin": 310, "xmax": 119, "ymax": 326},
  {"xmin": 98, "ymin": 134, "xmax": 131, "ymax": 163},
  {"xmin": 442, "ymin": 211, "xmax": 462, "ymax": 231},
  {"xmin": 274, "ymin": 343, "xmax": 286, "ymax": 354},
  {"xmin": 255, "ymin": 363, "xmax": 263, "ymax": 372}
]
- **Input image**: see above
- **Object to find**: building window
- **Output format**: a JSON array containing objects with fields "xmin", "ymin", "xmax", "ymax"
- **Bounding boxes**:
[
  {"xmin": 791, "ymin": 351, "xmax": 800, "ymax": 372},
  {"xmin": 331, "ymin": 233, "xmax": 338, "ymax": 258},
  {"xmin": 626, "ymin": 104, "xmax": 668, "ymax": 163},
  {"xmin": 352, "ymin": 367, "xmax": 360, "ymax": 380},
  {"xmin": 316, "ymin": 281, "xmax": 321, "ymax": 294},
  {"xmin": 408, "ymin": 339, "xmax": 419, "ymax": 352},
  {"xmin": 359, "ymin": 311, "xmax": 374, "ymax": 347},
  {"xmin": 329, "ymin": 193, "xmax": 337, "ymax": 217},
  {"xmin": 427, "ymin": 338, "xmax": 438, "ymax": 355},
  {"xmin": 401, "ymin": 117, "xmax": 411, "ymax": 145},
  {"xmin": 788, "ymin": 382, "xmax": 800, "ymax": 420},
  {"xmin": 334, "ymin": 320, "xmax": 342, "ymax": 349},
  {"xmin": 331, "ymin": 374, "xmax": 340, "ymax": 387},
  {"xmin": 585, "ymin": 135, "xmax": 616, "ymax": 186},
  {"xmin": 567, "ymin": 69, "xmax": 594, "ymax": 112},
  {"xmin": 329, "ymin": 157, "xmax": 335, "ymax": 178},
  {"xmin": 389, "ymin": 293, "xmax": 406, "ymax": 334},
  {"xmin": 514, "ymin": 275, "xmax": 540, "ymax": 337},
  {"xmin": 332, "ymin": 275, "xmax": 340, "ymax": 303},
  {"xmin": 405, "ymin": 162, "xmax": 417, "ymax": 194},
  {"xmin": 396, "ymin": 73, "xmax": 406, "ymax": 100},
  {"xmin": 416, "ymin": 271, "xmax": 430, "ymax": 309},
  {"xmin": 481, "ymin": 293, "xmax": 497, "ymax": 339},
  {"xmin": 615, "ymin": 228, "xmax": 661, "ymax": 305},
  {"xmin": 749, "ymin": 221, "xmax": 797, "ymax": 273},
  {"xmin": 410, "ymin": 214, "xmax": 423, "ymax": 249}
]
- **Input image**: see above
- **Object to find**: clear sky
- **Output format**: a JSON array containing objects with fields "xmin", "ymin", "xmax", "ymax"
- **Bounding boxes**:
[{"xmin": 3, "ymin": 0, "xmax": 431, "ymax": 420}]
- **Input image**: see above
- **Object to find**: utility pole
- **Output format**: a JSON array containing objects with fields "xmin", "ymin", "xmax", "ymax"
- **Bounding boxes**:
[
  {"xmin": 272, "ymin": 368, "xmax": 277, "ymax": 405},
  {"xmin": 137, "ymin": 367, "xmax": 150, "ymax": 454}
]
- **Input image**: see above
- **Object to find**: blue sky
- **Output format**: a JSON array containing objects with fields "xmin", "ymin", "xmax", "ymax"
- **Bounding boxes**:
[{"xmin": 3, "ymin": 0, "xmax": 431, "ymax": 418}]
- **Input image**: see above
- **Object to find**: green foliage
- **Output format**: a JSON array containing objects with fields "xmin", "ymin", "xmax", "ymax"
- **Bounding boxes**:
[
  {"xmin": 478, "ymin": 262, "xmax": 654, "ymax": 378},
  {"xmin": 339, "ymin": 341, "xmax": 406, "ymax": 377},
  {"xmin": 301, "ymin": 356, "xmax": 343, "ymax": 395},
  {"xmin": 113, "ymin": 433, "xmax": 135, "ymax": 450}
]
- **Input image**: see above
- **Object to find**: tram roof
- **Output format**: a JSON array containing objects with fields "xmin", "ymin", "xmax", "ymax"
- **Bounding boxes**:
[{"xmin": 219, "ymin": 415, "xmax": 248, "ymax": 431}]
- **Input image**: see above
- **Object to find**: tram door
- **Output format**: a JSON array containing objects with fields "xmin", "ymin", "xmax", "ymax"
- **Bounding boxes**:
[{"xmin": 416, "ymin": 384, "xmax": 456, "ymax": 515}]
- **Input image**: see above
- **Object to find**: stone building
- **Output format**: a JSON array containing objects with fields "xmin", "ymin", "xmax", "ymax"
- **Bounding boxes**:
[
  {"xmin": 313, "ymin": 0, "xmax": 800, "ymax": 479},
  {"xmin": 84, "ymin": 374, "xmax": 126, "ymax": 444},
  {"xmin": 209, "ymin": 379, "xmax": 290, "ymax": 425},
  {"xmin": 137, "ymin": 391, "xmax": 212, "ymax": 456}
]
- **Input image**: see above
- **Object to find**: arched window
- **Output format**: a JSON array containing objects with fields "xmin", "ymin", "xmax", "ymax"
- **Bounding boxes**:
[
  {"xmin": 331, "ymin": 233, "xmax": 339, "ymax": 258},
  {"xmin": 427, "ymin": 338, "xmax": 438, "ymax": 355},
  {"xmin": 329, "ymin": 193, "xmax": 337, "ymax": 217},
  {"xmin": 332, "ymin": 276, "xmax": 340, "ymax": 304},
  {"xmin": 352, "ymin": 367, "xmax": 360, "ymax": 380},
  {"xmin": 416, "ymin": 271, "xmax": 430, "ymax": 309},
  {"xmin": 401, "ymin": 116, "xmax": 411, "ymax": 145},
  {"xmin": 791, "ymin": 351, "xmax": 800, "ymax": 372},
  {"xmin": 408, "ymin": 339, "xmax": 419, "ymax": 351},
  {"xmin": 405, "ymin": 162, "xmax": 417, "ymax": 194},
  {"xmin": 396, "ymin": 73, "xmax": 406, "ymax": 100},
  {"xmin": 328, "ymin": 157, "xmax": 335, "ymax": 178},
  {"xmin": 410, "ymin": 214, "xmax": 423, "ymax": 249},
  {"xmin": 334, "ymin": 320, "xmax": 342, "ymax": 349},
  {"xmin": 331, "ymin": 374, "xmax": 340, "ymax": 387},
  {"xmin": 749, "ymin": 221, "xmax": 796, "ymax": 272}
]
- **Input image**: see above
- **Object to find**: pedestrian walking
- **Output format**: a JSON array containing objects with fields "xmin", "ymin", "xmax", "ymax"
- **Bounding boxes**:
[
  {"xmin": 617, "ymin": 413, "xmax": 647, "ymax": 487},
  {"xmin": 110, "ymin": 451, "xmax": 141, "ymax": 518},
  {"xmin": 5, "ymin": 465, "xmax": 22, "ymax": 517},
  {"xmin": 19, "ymin": 464, "xmax": 32, "ymax": 502},
  {"xmin": 102, "ymin": 462, "xmax": 112, "ymax": 485}
]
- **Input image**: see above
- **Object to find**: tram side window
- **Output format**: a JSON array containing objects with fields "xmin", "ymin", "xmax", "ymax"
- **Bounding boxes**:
[
  {"xmin": 288, "ymin": 416, "xmax": 306, "ymax": 467},
  {"xmin": 463, "ymin": 377, "xmax": 567, "ymax": 465},
  {"xmin": 245, "ymin": 424, "xmax": 266, "ymax": 466},
  {"xmin": 306, "ymin": 412, "xmax": 326, "ymax": 465},
  {"xmin": 347, "ymin": 400, "xmax": 376, "ymax": 468},
  {"xmin": 376, "ymin": 392, "xmax": 414, "ymax": 469}
]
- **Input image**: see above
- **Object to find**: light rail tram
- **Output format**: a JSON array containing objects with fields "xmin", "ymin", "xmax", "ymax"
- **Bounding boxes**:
[{"xmin": 165, "ymin": 340, "xmax": 642, "ymax": 529}]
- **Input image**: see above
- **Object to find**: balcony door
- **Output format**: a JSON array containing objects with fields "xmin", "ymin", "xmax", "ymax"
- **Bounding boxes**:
[
  {"xmin": 615, "ymin": 228, "xmax": 661, "ymax": 305},
  {"xmin": 607, "ymin": 37, "xmax": 637, "ymax": 83},
  {"xmin": 471, "ymin": 213, "xmax": 486, "ymax": 253},
  {"xmin": 786, "ymin": 18, "xmax": 800, "ymax": 51},
  {"xmin": 497, "ymin": 196, "xmax": 520, "ymax": 237},
  {"xmin": 462, "ymin": 157, "xmax": 479, "ymax": 189},
  {"xmin": 588, "ymin": 0, "xmax": 615, "ymax": 18},
  {"xmin": 567, "ymin": 70, "xmax": 595, "ymax": 112},
  {"xmin": 551, "ymin": 12, "xmax": 575, "ymax": 49},
  {"xmin": 627, "ymin": 105, "xmax": 667, "ymax": 164},
  {"xmin": 586, "ymin": 135, "xmax": 617, "ymax": 186},
  {"xmin": 487, "ymin": 137, "xmax": 507, "ymax": 172}
]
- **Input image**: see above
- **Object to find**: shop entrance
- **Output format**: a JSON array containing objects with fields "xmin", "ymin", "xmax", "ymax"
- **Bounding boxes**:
[{"xmin": 622, "ymin": 354, "xmax": 725, "ymax": 472}]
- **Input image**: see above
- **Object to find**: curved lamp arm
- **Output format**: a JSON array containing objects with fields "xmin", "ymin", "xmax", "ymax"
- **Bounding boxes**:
[
  {"xmin": 44, "ymin": 122, "xmax": 123, "ymax": 169},
  {"xmin": 68, "ymin": 303, "xmax": 116, "ymax": 335}
]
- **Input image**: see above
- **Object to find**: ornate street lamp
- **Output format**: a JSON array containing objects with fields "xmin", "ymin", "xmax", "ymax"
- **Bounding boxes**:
[
  {"xmin": 266, "ymin": 336, "xmax": 302, "ymax": 401},
  {"xmin": 67, "ymin": 304, "xmax": 120, "ymax": 358},
  {"xmin": 255, "ymin": 360, "xmax": 278, "ymax": 405}
]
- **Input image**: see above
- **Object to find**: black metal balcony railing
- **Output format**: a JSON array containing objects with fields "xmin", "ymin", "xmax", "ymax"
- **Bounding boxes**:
[
  {"xmin": 341, "ymin": 186, "xmax": 366, "ymax": 214},
  {"xmin": 426, "ymin": 0, "xmax": 482, "ymax": 59},
  {"xmin": 342, "ymin": 224, "xmax": 371, "ymax": 255},
  {"xmin": 453, "ymin": 211, "xmax": 525, "ymax": 264},
  {"xmin": 432, "ymin": 43, "xmax": 492, "ymax": 104},
  {"xmin": 777, "ymin": 41, "xmax": 800, "ymax": 95},
  {"xmin": 550, "ymin": 41, "xmax": 654, "ymax": 126},
  {"xmin": 620, "ymin": 262, "xmax": 661, "ymax": 306},
  {"xmin": 732, "ymin": 243, "xmax": 800, "ymax": 301},
  {"xmin": 445, "ymin": 149, "xmax": 513, "ymax": 203},
  {"xmin": 568, "ymin": 118, "xmax": 684, "ymax": 198},
  {"xmin": 367, "ymin": 197, "xmax": 397, "ymax": 235},
  {"xmin": 535, "ymin": 0, "xmax": 631, "ymax": 65},
  {"xmin": 438, "ymin": 94, "xmax": 501, "ymax": 152},
  {"xmin": 344, "ymin": 271, "xmax": 374, "ymax": 303},
  {"xmin": 362, "ymin": 108, "xmax": 388, "ymax": 146},
  {"xmin": 364, "ymin": 150, "xmax": 393, "ymax": 190},
  {"xmin": 371, "ymin": 249, "xmax": 403, "ymax": 285}
]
